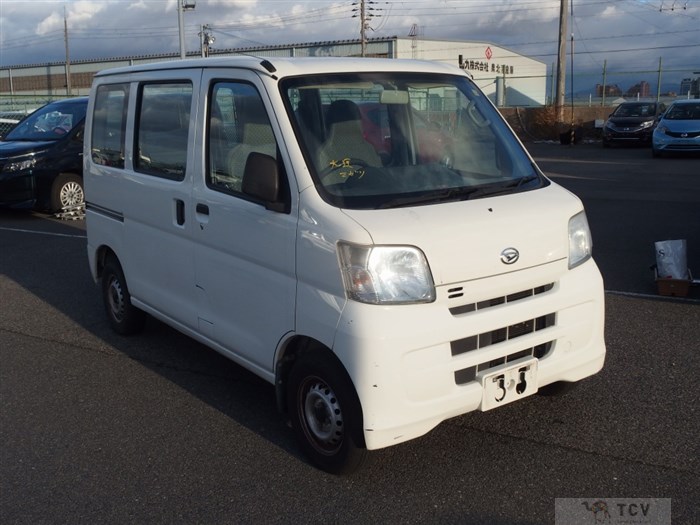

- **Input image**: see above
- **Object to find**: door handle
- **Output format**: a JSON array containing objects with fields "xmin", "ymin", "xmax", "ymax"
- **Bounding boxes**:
[
  {"xmin": 196, "ymin": 203, "xmax": 210, "ymax": 215},
  {"xmin": 175, "ymin": 199, "xmax": 185, "ymax": 225}
]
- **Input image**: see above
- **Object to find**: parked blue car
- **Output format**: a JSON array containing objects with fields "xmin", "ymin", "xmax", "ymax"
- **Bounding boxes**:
[{"xmin": 652, "ymin": 100, "xmax": 700, "ymax": 157}]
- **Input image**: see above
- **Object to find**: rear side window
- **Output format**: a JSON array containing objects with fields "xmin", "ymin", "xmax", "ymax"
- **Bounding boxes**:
[
  {"xmin": 91, "ymin": 83, "xmax": 129, "ymax": 168},
  {"xmin": 135, "ymin": 82, "xmax": 193, "ymax": 181}
]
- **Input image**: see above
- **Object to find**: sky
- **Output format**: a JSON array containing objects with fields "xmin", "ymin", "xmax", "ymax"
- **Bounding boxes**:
[{"xmin": 1, "ymin": 0, "xmax": 699, "ymax": 93}]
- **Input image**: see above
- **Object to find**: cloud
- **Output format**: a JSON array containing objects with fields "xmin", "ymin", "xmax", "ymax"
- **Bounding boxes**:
[
  {"xmin": 128, "ymin": 1, "xmax": 149, "ymax": 10},
  {"xmin": 69, "ymin": 1, "xmax": 105, "ymax": 23},
  {"xmin": 35, "ymin": 1, "xmax": 105, "ymax": 35},
  {"xmin": 36, "ymin": 12, "xmax": 62, "ymax": 35}
]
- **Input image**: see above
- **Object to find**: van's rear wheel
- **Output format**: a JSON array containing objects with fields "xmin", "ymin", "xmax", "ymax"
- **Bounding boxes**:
[
  {"xmin": 50, "ymin": 173, "xmax": 84, "ymax": 212},
  {"xmin": 287, "ymin": 350, "xmax": 368, "ymax": 474},
  {"xmin": 102, "ymin": 255, "xmax": 145, "ymax": 335}
]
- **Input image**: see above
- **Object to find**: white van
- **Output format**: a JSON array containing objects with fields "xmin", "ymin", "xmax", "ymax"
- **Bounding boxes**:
[{"xmin": 84, "ymin": 56, "xmax": 605, "ymax": 474}]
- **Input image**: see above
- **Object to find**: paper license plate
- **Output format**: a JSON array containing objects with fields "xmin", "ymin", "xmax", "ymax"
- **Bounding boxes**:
[{"xmin": 479, "ymin": 358, "xmax": 538, "ymax": 411}]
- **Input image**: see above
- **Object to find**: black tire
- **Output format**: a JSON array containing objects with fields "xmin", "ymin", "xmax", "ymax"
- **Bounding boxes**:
[
  {"xmin": 50, "ymin": 173, "xmax": 84, "ymax": 212},
  {"xmin": 101, "ymin": 255, "xmax": 146, "ymax": 335},
  {"xmin": 287, "ymin": 350, "xmax": 368, "ymax": 474},
  {"xmin": 538, "ymin": 381, "xmax": 578, "ymax": 397}
]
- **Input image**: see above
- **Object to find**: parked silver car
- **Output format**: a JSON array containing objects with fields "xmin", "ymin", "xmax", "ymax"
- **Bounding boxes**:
[{"xmin": 651, "ymin": 100, "xmax": 700, "ymax": 157}]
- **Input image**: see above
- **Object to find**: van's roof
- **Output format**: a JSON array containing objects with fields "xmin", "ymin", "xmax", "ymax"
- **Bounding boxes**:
[{"xmin": 94, "ymin": 56, "xmax": 463, "ymax": 79}]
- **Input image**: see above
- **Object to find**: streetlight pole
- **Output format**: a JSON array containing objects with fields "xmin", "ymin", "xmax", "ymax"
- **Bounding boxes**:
[{"xmin": 178, "ymin": 1, "xmax": 196, "ymax": 60}]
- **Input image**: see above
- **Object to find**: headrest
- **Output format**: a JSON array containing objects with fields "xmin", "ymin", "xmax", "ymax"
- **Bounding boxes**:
[{"xmin": 327, "ymin": 100, "xmax": 361, "ymax": 125}]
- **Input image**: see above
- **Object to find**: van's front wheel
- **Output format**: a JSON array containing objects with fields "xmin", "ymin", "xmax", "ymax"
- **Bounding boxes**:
[
  {"xmin": 101, "ymin": 255, "xmax": 145, "ymax": 335},
  {"xmin": 287, "ymin": 350, "xmax": 368, "ymax": 474}
]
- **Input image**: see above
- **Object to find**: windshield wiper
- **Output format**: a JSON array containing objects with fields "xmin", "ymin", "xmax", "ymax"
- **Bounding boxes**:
[
  {"xmin": 376, "ymin": 187, "xmax": 480, "ymax": 209},
  {"xmin": 375, "ymin": 174, "xmax": 540, "ymax": 210},
  {"xmin": 467, "ymin": 174, "xmax": 540, "ymax": 199}
]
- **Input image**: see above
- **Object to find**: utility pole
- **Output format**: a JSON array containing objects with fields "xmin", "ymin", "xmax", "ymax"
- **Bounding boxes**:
[
  {"xmin": 555, "ymin": 0, "xmax": 569, "ymax": 124},
  {"xmin": 353, "ymin": 0, "xmax": 376, "ymax": 57},
  {"xmin": 64, "ymin": 6, "xmax": 72, "ymax": 96},
  {"xmin": 360, "ymin": 0, "xmax": 367, "ymax": 57},
  {"xmin": 200, "ymin": 25, "xmax": 215, "ymax": 57},
  {"xmin": 656, "ymin": 57, "xmax": 662, "ymax": 104},
  {"xmin": 601, "ymin": 60, "xmax": 607, "ymax": 107}
]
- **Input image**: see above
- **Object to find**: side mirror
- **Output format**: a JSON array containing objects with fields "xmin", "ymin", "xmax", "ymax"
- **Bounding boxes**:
[{"xmin": 242, "ymin": 152, "xmax": 288, "ymax": 213}]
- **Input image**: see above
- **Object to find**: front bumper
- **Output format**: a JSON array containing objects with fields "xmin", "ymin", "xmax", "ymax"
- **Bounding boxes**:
[
  {"xmin": 332, "ymin": 258, "xmax": 606, "ymax": 450},
  {"xmin": 603, "ymin": 127, "xmax": 653, "ymax": 144},
  {"xmin": 652, "ymin": 133, "xmax": 700, "ymax": 153},
  {"xmin": 0, "ymin": 171, "xmax": 36, "ymax": 208}
]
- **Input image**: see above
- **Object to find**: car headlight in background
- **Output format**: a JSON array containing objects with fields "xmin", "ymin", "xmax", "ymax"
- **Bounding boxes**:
[
  {"xmin": 568, "ymin": 211, "xmax": 593, "ymax": 269},
  {"xmin": 640, "ymin": 120, "xmax": 655, "ymax": 129},
  {"xmin": 2, "ymin": 157, "xmax": 36, "ymax": 173},
  {"xmin": 338, "ymin": 242, "xmax": 435, "ymax": 304}
]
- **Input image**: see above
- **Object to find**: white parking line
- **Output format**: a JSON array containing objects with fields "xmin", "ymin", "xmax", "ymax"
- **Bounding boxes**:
[
  {"xmin": 606, "ymin": 289, "xmax": 699, "ymax": 304},
  {"xmin": 0, "ymin": 226, "xmax": 86, "ymax": 239}
]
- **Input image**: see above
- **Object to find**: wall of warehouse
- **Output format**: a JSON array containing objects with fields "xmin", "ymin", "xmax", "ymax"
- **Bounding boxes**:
[{"xmin": 0, "ymin": 37, "xmax": 546, "ymax": 107}]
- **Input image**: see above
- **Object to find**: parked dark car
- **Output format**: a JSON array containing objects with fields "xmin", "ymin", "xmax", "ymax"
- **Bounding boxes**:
[
  {"xmin": 652, "ymin": 99, "xmax": 700, "ymax": 157},
  {"xmin": 0, "ymin": 97, "xmax": 87, "ymax": 212},
  {"xmin": 602, "ymin": 101, "xmax": 662, "ymax": 147}
]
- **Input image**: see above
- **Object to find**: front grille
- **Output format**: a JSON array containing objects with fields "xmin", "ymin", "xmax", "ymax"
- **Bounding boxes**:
[
  {"xmin": 448, "ymin": 283, "xmax": 554, "ymax": 316},
  {"xmin": 450, "ymin": 313, "xmax": 555, "ymax": 356},
  {"xmin": 454, "ymin": 342, "xmax": 553, "ymax": 385},
  {"xmin": 667, "ymin": 130, "xmax": 700, "ymax": 138}
]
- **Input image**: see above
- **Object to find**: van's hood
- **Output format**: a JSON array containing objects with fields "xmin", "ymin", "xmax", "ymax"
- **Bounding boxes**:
[
  {"xmin": 341, "ymin": 183, "xmax": 581, "ymax": 286},
  {"xmin": 0, "ymin": 141, "xmax": 51, "ymax": 158}
]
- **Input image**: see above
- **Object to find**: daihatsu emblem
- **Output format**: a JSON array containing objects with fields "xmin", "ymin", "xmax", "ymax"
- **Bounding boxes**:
[
  {"xmin": 681, "ymin": 133, "xmax": 688, "ymax": 138},
  {"xmin": 501, "ymin": 247, "xmax": 519, "ymax": 265}
]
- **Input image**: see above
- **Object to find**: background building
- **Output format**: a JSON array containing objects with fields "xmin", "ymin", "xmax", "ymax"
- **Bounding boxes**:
[
  {"xmin": 679, "ymin": 77, "xmax": 699, "ymax": 98},
  {"xmin": 0, "ymin": 37, "xmax": 547, "ymax": 107},
  {"xmin": 625, "ymin": 81, "xmax": 650, "ymax": 98},
  {"xmin": 596, "ymin": 84, "xmax": 622, "ymax": 97}
]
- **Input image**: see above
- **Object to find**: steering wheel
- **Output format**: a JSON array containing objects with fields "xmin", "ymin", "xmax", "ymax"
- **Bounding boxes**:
[{"xmin": 319, "ymin": 157, "xmax": 371, "ymax": 183}]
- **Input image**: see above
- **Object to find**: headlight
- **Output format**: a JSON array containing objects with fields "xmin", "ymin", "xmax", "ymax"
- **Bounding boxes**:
[
  {"xmin": 568, "ymin": 211, "xmax": 593, "ymax": 269},
  {"xmin": 604, "ymin": 122, "xmax": 616, "ymax": 131},
  {"xmin": 3, "ymin": 157, "xmax": 36, "ymax": 173},
  {"xmin": 338, "ymin": 242, "xmax": 435, "ymax": 304},
  {"xmin": 656, "ymin": 125, "xmax": 668, "ymax": 135},
  {"xmin": 640, "ymin": 120, "xmax": 655, "ymax": 129}
]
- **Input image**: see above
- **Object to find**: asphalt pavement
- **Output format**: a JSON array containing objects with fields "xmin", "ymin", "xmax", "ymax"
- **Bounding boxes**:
[{"xmin": 1, "ymin": 143, "xmax": 698, "ymax": 524}]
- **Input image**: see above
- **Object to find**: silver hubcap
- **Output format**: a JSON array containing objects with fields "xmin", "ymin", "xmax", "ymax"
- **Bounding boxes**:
[
  {"xmin": 107, "ymin": 276, "xmax": 125, "ymax": 322},
  {"xmin": 302, "ymin": 380, "xmax": 344, "ymax": 451},
  {"xmin": 60, "ymin": 181, "xmax": 84, "ymax": 208}
]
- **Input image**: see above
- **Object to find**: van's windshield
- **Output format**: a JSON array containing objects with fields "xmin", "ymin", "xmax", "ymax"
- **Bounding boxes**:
[{"xmin": 281, "ymin": 72, "xmax": 544, "ymax": 209}]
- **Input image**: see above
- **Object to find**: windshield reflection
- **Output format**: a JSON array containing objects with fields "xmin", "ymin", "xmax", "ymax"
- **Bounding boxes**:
[
  {"xmin": 282, "ymin": 72, "xmax": 542, "ymax": 209},
  {"xmin": 5, "ymin": 100, "xmax": 86, "ymax": 142}
]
